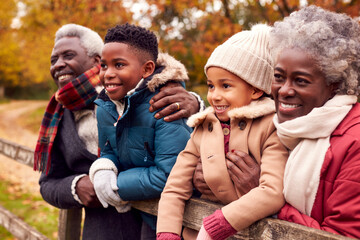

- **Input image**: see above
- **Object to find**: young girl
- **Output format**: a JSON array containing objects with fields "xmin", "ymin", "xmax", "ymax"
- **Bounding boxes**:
[
  {"xmin": 89, "ymin": 23, "xmax": 192, "ymax": 238},
  {"xmin": 156, "ymin": 24, "xmax": 288, "ymax": 240}
]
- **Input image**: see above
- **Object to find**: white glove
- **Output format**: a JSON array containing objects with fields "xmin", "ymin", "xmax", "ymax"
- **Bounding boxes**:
[
  {"xmin": 196, "ymin": 225, "xmax": 213, "ymax": 240},
  {"xmin": 114, "ymin": 203, "xmax": 131, "ymax": 213},
  {"xmin": 93, "ymin": 169, "xmax": 121, "ymax": 208}
]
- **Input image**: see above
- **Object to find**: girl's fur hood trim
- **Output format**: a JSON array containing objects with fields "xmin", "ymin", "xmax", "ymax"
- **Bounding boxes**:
[
  {"xmin": 147, "ymin": 52, "xmax": 189, "ymax": 92},
  {"xmin": 187, "ymin": 97, "xmax": 275, "ymax": 127}
]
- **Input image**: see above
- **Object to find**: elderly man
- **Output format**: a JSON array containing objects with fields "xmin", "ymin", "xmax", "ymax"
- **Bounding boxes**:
[{"xmin": 35, "ymin": 24, "xmax": 201, "ymax": 240}]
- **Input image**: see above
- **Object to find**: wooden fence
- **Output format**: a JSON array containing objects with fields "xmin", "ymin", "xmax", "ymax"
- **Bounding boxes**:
[{"xmin": 0, "ymin": 138, "xmax": 354, "ymax": 240}]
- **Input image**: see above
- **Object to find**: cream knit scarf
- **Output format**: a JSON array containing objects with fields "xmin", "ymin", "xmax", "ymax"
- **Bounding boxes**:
[{"xmin": 273, "ymin": 95, "xmax": 357, "ymax": 215}]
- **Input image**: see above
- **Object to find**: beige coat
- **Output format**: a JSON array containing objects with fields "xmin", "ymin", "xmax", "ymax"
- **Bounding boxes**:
[{"xmin": 157, "ymin": 97, "xmax": 288, "ymax": 238}]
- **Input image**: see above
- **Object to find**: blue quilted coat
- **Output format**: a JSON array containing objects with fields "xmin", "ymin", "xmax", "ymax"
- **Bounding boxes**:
[{"xmin": 94, "ymin": 54, "xmax": 192, "ymax": 229}]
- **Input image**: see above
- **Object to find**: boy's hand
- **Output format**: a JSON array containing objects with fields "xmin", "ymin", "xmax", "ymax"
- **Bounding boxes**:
[
  {"xmin": 149, "ymin": 82, "xmax": 200, "ymax": 122},
  {"xmin": 93, "ymin": 169, "xmax": 121, "ymax": 208},
  {"xmin": 226, "ymin": 150, "xmax": 260, "ymax": 196}
]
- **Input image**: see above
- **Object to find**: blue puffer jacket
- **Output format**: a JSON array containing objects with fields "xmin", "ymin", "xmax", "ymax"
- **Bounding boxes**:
[
  {"xmin": 95, "ymin": 53, "xmax": 192, "ymax": 201},
  {"xmin": 95, "ymin": 84, "xmax": 192, "ymax": 200},
  {"xmin": 94, "ymin": 53, "xmax": 192, "ymax": 229}
]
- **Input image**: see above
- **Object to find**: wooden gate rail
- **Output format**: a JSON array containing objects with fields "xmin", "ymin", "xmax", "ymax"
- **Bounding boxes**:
[
  {"xmin": 0, "ymin": 204, "xmax": 48, "ymax": 240},
  {"xmin": 0, "ymin": 138, "xmax": 354, "ymax": 240},
  {"xmin": 0, "ymin": 138, "xmax": 80, "ymax": 240}
]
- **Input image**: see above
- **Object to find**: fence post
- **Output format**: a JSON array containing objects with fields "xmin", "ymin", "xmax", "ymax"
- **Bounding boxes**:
[{"xmin": 57, "ymin": 209, "xmax": 82, "ymax": 240}]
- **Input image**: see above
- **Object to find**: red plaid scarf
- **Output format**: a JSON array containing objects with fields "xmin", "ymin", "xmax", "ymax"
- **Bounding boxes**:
[{"xmin": 34, "ymin": 65, "xmax": 101, "ymax": 174}]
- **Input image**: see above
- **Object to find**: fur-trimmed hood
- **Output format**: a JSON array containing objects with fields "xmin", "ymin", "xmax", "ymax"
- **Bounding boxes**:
[
  {"xmin": 187, "ymin": 97, "xmax": 275, "ymax": 127},
  {"xmin": 146, "ymin": 52, "xmax": 189, "ymax": 92}
]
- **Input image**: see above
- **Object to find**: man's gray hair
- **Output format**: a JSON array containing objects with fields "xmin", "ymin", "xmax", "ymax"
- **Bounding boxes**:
[
  {"xmin": 270, "ymin": 5, "xmax": 360, "ymax": 95},
  {"xmin": 55, "ymin": 23, "xmax": 104, "ymax": 58}
]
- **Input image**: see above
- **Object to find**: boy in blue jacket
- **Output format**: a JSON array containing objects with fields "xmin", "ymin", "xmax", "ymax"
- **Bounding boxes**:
[{"xmin": 89, "ymin": 23, "xmax": 192, "ymax": 238}]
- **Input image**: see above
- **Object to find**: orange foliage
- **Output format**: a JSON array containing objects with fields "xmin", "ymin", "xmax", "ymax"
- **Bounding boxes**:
[{"xmin": 1, "ymin": 0, "xmax": 359, "ymax": 95}]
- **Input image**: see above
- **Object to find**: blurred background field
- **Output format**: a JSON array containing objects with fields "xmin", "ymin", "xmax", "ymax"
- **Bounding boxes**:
[
  {"xmin": 0, "ymin": 100, "xmax": 59, "ymax": 239},
  {"xmin": 0, "ymin": 178, "xmax": 59, "ymax": 240}
]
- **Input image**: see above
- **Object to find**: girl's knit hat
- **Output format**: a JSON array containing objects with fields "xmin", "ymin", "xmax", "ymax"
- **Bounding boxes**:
[{"xmin": 204, "ymin": 24, "xmax": 273, "ymax": 94}]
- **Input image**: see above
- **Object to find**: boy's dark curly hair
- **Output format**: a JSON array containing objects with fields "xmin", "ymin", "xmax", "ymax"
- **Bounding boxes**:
[{"xmin": 104, "ymin": 23, "xmax": 158, "ymax": 63}]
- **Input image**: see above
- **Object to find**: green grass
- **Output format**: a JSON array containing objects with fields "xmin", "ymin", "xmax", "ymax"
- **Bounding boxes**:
[
  {"xmin": 0, "ymin": 99, "xmax": 10, "ymax": 104},
  {"xmin": 0, "ymin": 172, "xmax": 59, "ymax": 239},
  {"xmin": 19, "ymin": 106, "xmax": 46, "ymax": 134},
  {"xmin": 0, "ymin": 225, "xmax": 13, "ymax": 240}
]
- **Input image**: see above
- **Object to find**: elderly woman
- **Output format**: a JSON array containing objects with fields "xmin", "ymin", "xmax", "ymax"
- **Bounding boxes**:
[
  {"xmin": 268, "ymin": 5, "xmax": 360, "ymax": 238},
  {"xmin": 193, "ymin": 5, "xmax": 360, "ymax": 239}
]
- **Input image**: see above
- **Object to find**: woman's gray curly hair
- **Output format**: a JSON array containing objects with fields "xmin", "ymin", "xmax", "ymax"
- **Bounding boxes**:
[
  {"xmin": 55, "ymin": 24, "xmax": 104, "ymax": 58},
  {"xmin": 269, "ymin": 5, "xmax": 360, "ymax": 95}
]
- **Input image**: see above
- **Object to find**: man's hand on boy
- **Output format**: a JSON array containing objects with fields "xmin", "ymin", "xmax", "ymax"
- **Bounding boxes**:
[
  {"xmin": 226, "ymin": 150, "xmax": 260, "ymax": 196},
  {"xmin": 149, "ymin": 82, "xmax": 200, "ymax": 122}
]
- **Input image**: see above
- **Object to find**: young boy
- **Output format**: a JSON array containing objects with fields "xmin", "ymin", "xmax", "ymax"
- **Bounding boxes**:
[
  {"xmin": 89, "ymin": 23, "xmax": 192, "ymax": 238},
  {"xmin": 156, "ymin": 24, "xmax": 288, "ymax": 240}
]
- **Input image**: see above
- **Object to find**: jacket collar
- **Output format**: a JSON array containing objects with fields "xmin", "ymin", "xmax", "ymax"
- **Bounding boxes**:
[
  {"xmin": 332, "ymin": 102, "xmax": 360, "ymax": 136},
  {"xmin": 146, "ymin": 52, "xmax": 189, "ymax": 92},
  {"xmin": 187, "ymin": 97, "xmax": 275, "ymax": 128}
]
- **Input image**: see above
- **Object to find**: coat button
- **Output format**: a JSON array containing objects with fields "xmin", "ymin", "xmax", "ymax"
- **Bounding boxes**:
[
  {"xmin": 223, "ymin": 127, "xmax": 230, "ymax": 136},
  {"xmin": 238, "ymin": 120, "xmax": 247, "ymax": 130},
  {"xmin": 208, "ymin": 122, "xmax": 213, "ymax": 132}
]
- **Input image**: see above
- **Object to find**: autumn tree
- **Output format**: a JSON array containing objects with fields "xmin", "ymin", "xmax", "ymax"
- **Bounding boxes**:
[
  {"xmin": 140, "ymin": 0, "xmax": 302, "ymax": 96},
  {"xmin": 141, "ymin": 0, "xmax": 359, "ymax": 98},
  {"xmin": 143, "ymin": 0, "xmax": 243, "ymax": 96},
  {"xmin": 0, "ymin": 0, "xmax": 21, "ymax": 97},
  {"xmin": 2, "ymin": 0, "xmax": 359, "ymax": 99},
  {"xmin": 13, "ymin": 0, "xmax": 134, "ymax": 96}
]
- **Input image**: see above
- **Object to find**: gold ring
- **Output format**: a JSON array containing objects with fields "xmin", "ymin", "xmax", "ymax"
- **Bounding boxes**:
[{"xmin": 175, "ymin": 102, "xmax": 180, "ymax": 110}]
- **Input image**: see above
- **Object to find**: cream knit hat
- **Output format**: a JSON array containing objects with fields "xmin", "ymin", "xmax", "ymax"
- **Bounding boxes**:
[{"xmin": 204, "ymin": 24, "xmax": 273, "ymax": 94}]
